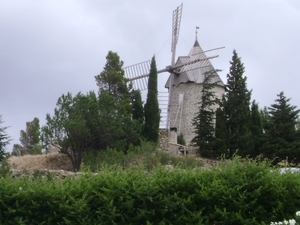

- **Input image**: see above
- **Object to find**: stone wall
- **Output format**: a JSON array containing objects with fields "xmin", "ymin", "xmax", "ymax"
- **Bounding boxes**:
[
  {"xmin": 157, "ymin": 129, "xmax": 169, "ymax": 152},
  {"xmin": 158, "ymin": 128, "xmax": 198, "ymax": 156},
  {"xmin": 169, "ymin": 82, "xmax": 225, "ymax": 145},
  {"xmin": 47, "ymin": 144, "xmax": 60, "ymax": 154}
]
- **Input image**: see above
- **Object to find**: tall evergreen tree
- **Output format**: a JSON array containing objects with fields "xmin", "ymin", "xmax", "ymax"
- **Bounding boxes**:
[
  {"xmin": 131, "ymin": 89, "xmax": 144, "ymax": 124},
  {"xmin": 96, "ymin": 51, "xmax": 142, "ymax": 151},
  {"xmin": 260, "ymin": 106, "xmax": 271, "ymax": 133},
  {"xmin": 222, "ymin": 50, "xmax": 252, "ymax": 157},
  {"xmin": 0, "ymin": 115, "xmax": 10, "ymax": 161},
  {"xmin": 192, "ymin": 70, "xmax": 219, "ymax": 157},
  {"xmin": 262, "ymin": 92, "xmax": 300, "ymax": 166},
  {"xmin": 143, "ymin": 56, "xmax": 160, "ymax": 143},
  {"xmin": 214, "ymin": 107, "xmax": 227, "ymax": 156},
  {"xmin": 95, "ymin": 51, "xmax": 128, "ymax": 98},
  {"xmin": 250, "ymin": 100, "xmax": 263, "ymax": 158}
]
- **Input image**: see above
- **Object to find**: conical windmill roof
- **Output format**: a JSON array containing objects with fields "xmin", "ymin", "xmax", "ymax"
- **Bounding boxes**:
[{"xmin": 165, "ymin": 38, "xmax": 225, "ymax": 88}]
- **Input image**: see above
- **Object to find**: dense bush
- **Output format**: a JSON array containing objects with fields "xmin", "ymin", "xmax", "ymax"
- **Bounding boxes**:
[
  {"xmin": 0, "ymin": 158, "xmax": 10, "ymax": 177},
  {"xmin": 0, "ymin": 157, "xmax": 300, "ymax": 224},
  {"xmin": 177, "ymin": 132, "xmax": 186, "ymax": 146},
  {"xmin": 81, "ymin": 142, "xmax": 203, "ymax": 172}
]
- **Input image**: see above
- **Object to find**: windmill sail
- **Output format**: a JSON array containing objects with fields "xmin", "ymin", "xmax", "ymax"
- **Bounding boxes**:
[
  {"xmin": 123, "ymin": 60, "xmax": 151, "ymax": 90},
  {"xmin": 123, "ymin": 3, "xmax": 225, "ymax": 134},
  {"xmin": 178, "ymin": 47, "xmax": 224, "ymax": 74},
  {"xmin": 171, "ymin": 3, "xmax": 183, "ymax": 66}
]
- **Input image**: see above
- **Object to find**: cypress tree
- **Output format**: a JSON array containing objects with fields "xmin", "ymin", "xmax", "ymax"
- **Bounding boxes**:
[
  {"xmin": 222, "ymin": 50, "xmax": 252, "ymax": 157},
  {"xmin": 192, "ymin": 70, "xmax": 219, "ymax": 157},
  {"xmin": 131, "ymin": 89, "xmax": 144, "ymax": 124},
  {"xmin": 143, "ymin": 56, "xmax": 160, "ymax": 143}
]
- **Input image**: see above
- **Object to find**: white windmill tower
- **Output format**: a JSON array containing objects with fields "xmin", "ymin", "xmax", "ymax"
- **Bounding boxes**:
[{"xmin": 124, "ymin": 3, "xmax": 225, "ymax": 145}]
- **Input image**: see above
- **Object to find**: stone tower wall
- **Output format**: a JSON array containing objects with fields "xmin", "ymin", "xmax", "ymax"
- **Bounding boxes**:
[{"xmin": 169, "ymin": 82, "xmax": 225, "ymax": 145}]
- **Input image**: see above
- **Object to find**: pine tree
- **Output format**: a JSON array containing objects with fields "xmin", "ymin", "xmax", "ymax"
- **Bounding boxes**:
[
  {"xmin": 0, "ymin": 115, "xmax": 10, "ymax": 161},
  {"xmin": 222, "ymin": 50, "xmax": 252, "ymax": 157},
  {"xmin": 95, "ymin": 51, "xmax": 128, "ymax": 98},
  {"xmin": 143, "ymin": 56, "xmax": 160, "ymax": 143},
  {"xmin": 250, "ymin": 100, "xmax": 263, "ymax": 158},
  {"xmin": 214, "ymin": 107, "xmax": 227, "ymax": 156},
  {"xmin": 262, "ymin": 92, "xmax": 300, "ymax": 166},
  {"xmin": 95, "ymin": 51, "xmax": 142, "ymax": 151},
  {"xmin": 260, "ymin": 106, "xmax": 271, "ymax": 132},
  {"xmin": 192, "ymin": 70, "xmax": 219, "ymax": 157}
]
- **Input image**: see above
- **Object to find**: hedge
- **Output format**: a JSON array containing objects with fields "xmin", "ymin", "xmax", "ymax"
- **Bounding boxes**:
[{"xmin": 0, "ymin": 158, "xmax": 300, "ymax": 224}]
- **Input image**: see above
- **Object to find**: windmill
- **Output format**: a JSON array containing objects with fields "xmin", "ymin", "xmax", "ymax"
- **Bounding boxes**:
[{"xmin": 124, "ymin": 3, "xmax": 225, "ymax": 144}]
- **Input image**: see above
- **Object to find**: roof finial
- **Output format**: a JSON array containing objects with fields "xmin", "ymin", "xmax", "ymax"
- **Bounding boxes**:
[
  {"xmin": 193, "ymin": 26, "xmax": 200, "ymax": 47},
  {"xmin": 196, "ymin": 26, "xmax": 199, "ymax": 42}
]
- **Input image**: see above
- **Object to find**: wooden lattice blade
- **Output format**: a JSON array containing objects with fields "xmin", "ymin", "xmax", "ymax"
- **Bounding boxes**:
[
  {"xmin": 123, "ymin": 60, "xmax": 151, "ymax": 90},
  {"xmin": 158, "ymin": 92, "xmax": 168, "ymax": 128},
  {"xmin": 176, "ymin": 47, "xmax": 225, "ymax": 73},
  {"xmin": 171, "ymin": 3, "xmax": 183, "ymax": 66}
]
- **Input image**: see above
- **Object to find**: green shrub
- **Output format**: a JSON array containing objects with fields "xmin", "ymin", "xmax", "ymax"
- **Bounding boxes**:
[
  {"xmin": 177, "ymin": 132, "xmax": 186, "ymax": 146},
  {"xmin": 31, "ymin": 145, "xmax": 43, "ymax": 155},
  {"xmin": 81, "ymin": 142, "xmax": 159, "ymax": 172},
  {"xmin": 0, "ymin": 158, "xmax": 10, "ymax": 178},
  {"xmin": 81, "ymin": 141, "xmax": 204, "ymax": 173},
  {"xmin": 1, "ymin": 157, "xmax": 300, "ymax": 224}
]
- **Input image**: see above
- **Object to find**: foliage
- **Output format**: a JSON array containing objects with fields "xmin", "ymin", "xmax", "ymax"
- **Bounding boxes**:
[
  {"xmin": 143, "ymin": 56, "xmax": 160, "ymax": 143},
  {"xmin": 12, "ymin": 144, "xmax": 43, "ymax": 156},
  {"xmin": 271, "ymin": 211, "xmax": 300, "ymax": 225},
  {"xmin": 296, "ymin": 118, "xmax": 300, "ymax": 131},
  {"xmin": 131, "ymin": 89, "xmax": 144, "ymax": 124},
  {"xmin": 42, "ymin": 51, "xmax": 143, "ymax": 171},
  {"xmin": 81, "ymin": 141, "xmax": 203, "ymax": 172},
  {"xmin": 260, "ymin": 106, "xmax": 272, "ymax": 133},
  {"xmin": 96, "ymin": 51, "xmax": 142, "ymax": 151},
  {"xmin": 12, "ymin": 144, "xmax": 23, "ymax": 156},
  {"xmin": 20, "ymin": 118, "xmax": 40, "ymax": 151},
  {"xmin": 31, "ymin": 145, "xmax": 43, "ymax": 155},
  {"xmin": 250, "ymin": 100, "xmax": 264, "ymax": 158},
  {"xmin": 0, "ymin": 115, "xmax": 10, "ymax": 161},
  {"xmin": 12, "ymin": 117, "xmax": 42, "ymax": 155},
  {"xmin": 97, "ymin": 90, "xmax": 141, "ymax": 152},
  {"xmin": 261, "ymin": 92, "xmax": 300, "ymax": 166},
  {"xmin": 214, "ymin": 107, "xmax": 227, "ymax": 156},
  {"xmin": 177, "ymin": 133, "xmax": 186, "ymax": 146},
  {"xmin": 192, "ymin": 70, "xmax": 219, "ymax": 157},
  {"xmin": 1, "ymin": 157, "xmax": 300, "ymax": 224},
  {"xmin": 95, "ymin": 50, "xmax": 128, "ymax": 97},
  {"xmin": 42, "ymin": 91, "xmax": 99, "ymax": 171},
  {"xmin": 0, "ymin": 158, "xmax": 11, "ymax": 177},
  {"xmin": 220, "ymin": 50, "xmax": 252, "ymax": 157}
]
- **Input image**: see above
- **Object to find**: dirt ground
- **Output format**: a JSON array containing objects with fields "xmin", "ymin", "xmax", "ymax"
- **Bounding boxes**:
[{"xmin": 8, "ymin": 153, "xmax": 74, "ymax": 171}]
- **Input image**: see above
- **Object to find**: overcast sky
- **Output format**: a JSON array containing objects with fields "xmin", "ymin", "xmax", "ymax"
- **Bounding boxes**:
[{"xmin": 1, "ymin": 0, "xmax": 300, "ymax": 152}]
